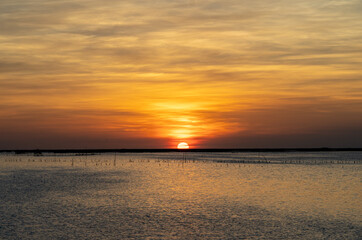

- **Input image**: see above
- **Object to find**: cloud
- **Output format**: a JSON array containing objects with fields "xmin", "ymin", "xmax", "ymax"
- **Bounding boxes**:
[{"xmin": 0, "ymin": 0, "xmax": 361, "ymax": 148}]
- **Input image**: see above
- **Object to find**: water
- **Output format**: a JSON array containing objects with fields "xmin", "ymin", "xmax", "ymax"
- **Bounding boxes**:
[{"xmin": 0, "ymin": 152, "xmax": 361, "ymax": 239}]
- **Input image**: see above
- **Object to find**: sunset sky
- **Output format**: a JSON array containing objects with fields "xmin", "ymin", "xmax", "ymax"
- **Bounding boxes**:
[{"xmin": 1, "ymin": 0, "xmax": 361, "ymax": 149}]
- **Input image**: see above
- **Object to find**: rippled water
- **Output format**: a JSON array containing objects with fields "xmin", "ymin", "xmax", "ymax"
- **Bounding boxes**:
[{"xmin": 1, "ymin": 152, "xmax": 361, "ymax": 239}]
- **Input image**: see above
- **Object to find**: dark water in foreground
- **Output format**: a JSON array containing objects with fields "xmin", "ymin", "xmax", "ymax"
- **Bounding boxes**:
[{"xmin": 0, "ymin": 152, "xmax": 361, "ymax": 239}]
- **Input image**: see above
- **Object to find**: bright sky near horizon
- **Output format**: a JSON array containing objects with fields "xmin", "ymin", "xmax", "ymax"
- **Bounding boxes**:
[{"xmin": 1, "ymin": 0, "xmax": 361, "ymax": 149}]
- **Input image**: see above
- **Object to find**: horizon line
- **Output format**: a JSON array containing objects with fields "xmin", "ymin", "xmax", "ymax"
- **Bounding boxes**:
[{"xmin": 1, "ymin": 147, "xmax": 362, "ymax": 153}]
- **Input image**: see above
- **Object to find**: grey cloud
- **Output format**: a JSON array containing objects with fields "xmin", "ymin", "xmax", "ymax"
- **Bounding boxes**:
[
  {"xmin": 0, "ymin": 0, "xmax": 361, "ymax": 149},
  {"xmin": 0, "ymin": 1, "xmax": 84, "ymax": 35},
  {"xmin": 204, "ymin": 127, "xmax": 362, "ymax": 148}
]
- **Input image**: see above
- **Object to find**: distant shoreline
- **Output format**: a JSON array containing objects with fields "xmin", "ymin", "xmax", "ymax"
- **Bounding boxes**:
[{"xmin": 1, "ymin": 148, "xmax": 362, "ymax": 154}]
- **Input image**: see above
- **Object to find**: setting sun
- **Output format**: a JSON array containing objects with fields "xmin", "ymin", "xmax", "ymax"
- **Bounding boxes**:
[
  {"xmin": 0, "ymin": 0, "xmax": 361, "ymax": 150},
  {"xmin": 177, "ymin": 142, "xmax": 189, "ymax": 149}
]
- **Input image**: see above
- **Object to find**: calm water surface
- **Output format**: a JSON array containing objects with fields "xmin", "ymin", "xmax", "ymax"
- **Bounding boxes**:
[{"xmin": 0, "ymin": 152, "xmax": 361, "ymax": 239}]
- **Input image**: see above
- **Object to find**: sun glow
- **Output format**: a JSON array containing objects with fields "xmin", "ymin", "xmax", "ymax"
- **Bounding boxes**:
[{"xmin": 177, "ymin": 142, "xmax": 189, "ymax": 149}]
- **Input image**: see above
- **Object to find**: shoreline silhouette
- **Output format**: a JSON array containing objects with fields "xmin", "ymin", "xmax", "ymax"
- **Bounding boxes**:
[{"xmin": 1, "ymin": 147, "xmax": 361, "ymax": 154}]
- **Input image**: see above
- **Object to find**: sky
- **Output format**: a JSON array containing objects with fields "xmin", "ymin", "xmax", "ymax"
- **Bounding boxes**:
[{"xmin": 1, "ymin": 0, "xmax": 362, "ymax": 149}]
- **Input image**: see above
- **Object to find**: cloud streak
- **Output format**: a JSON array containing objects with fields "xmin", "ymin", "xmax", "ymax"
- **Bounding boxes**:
[{"xmin": 0, "ymin": 0, "xmax": 361, "ymax": 148}]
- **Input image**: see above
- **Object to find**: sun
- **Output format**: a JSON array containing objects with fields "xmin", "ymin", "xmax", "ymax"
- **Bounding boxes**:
[{"xmin": 177, "ymin": 142, "xmax": 189, "ymax": 149}]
